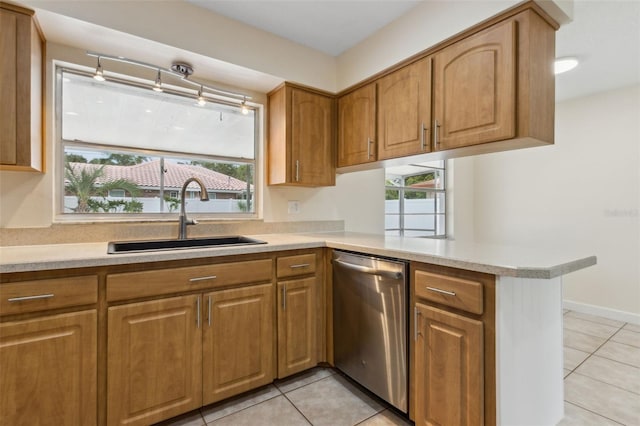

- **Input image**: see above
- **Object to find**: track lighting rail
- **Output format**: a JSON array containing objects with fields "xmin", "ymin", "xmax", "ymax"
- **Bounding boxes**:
[{"xmin": 86, "ymin": 51, "xmax": 252, "ymax": 103}]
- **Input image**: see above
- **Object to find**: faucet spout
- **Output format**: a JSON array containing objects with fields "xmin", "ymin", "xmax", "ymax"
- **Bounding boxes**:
[{"xmin": 178, "ymin": 177, "xmax": 209, "ymax": 240}]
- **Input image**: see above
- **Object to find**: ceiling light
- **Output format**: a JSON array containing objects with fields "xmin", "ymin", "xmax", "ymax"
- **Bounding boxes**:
[
  {"xmin": 93, "ymin": 57, "xmax": 105, "ymax": 81},
  {"xmin": 86, "ymin": 51, "xmax": 253, "ymax": 102},
  {"xmin": 241, "ymin": 97, "xmax": 249, "ymax": 115},
  {"xmin": 554, "ymin": 57, "xmax": 579, "ymax": 75},
  {"xmin": 197, "ymin": 86, "xmax": 206, "ymax": 106},
  {"xmin": 152, "ymin": 69, "xmax": 163, "ymax": 92}
]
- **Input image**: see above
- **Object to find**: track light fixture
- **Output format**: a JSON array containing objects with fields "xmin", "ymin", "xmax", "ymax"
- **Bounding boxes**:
[
  {"xmin": 241, "ymin": 97, "xmax": 249, "ymax": 115},
  {"xmin": 152, "ymin": 69, "xmax": 163, "ymax": 92},
  {"xmin": 86, "ymin": 51, "xmax": 252, "ymax": 109},
  {"xmin": 93, "ymin": 57, "xmax": 105, "ymax": 81},
  {"xmin": 197, "ymin": 86, "xmax": 206, "ymax": 106}
]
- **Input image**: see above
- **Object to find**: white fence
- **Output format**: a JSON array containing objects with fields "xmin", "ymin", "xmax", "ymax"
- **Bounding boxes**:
[
  {"xmin": 385, "ymin": 199, "xmax": 445, "ymax": 234},
  {"xmin": 63, "ymin": 196, "xmax": 249, "ymax": 213}
]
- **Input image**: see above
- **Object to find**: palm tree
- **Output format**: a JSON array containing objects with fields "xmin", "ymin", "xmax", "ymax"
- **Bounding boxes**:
[{"xmin": 64, "ymin": 162, "xmax": 140, "ymax": 213}]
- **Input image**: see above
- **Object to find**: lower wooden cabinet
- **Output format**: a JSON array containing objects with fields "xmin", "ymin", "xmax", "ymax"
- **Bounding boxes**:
[
  {"xmin": 107, "ymin": 295, "xmax": 202, "ymax": 426},
  {"xmin": 0, "ymin": 310, "xmax": 97, "ymax": 426},
  {"xmin": 202, "ymin": 284, "xmax": 274, "ymax": 405},
  {"xmin": 277, "ymin": 277, "xmax": 317, "ymax": 378},
  {"xmin": 414, "ymin": 303, "xmax": 483, "ymax": 426}
]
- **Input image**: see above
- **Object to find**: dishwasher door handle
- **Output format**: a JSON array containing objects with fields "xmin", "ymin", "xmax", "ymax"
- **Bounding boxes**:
[{"xmin": 333, "ymin": 259, "xmax": 403, "ymax": 280}]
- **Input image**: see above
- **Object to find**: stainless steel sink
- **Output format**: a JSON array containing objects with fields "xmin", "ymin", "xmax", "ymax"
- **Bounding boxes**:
[{"xmin": 107, "ymin": 236, "xmax": 267, "ymax": 254}]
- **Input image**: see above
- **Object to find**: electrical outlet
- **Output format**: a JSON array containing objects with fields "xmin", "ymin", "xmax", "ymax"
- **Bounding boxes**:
[{"xmin": 288, "ymin": 200, "xmax": 300, "ymax": 214}]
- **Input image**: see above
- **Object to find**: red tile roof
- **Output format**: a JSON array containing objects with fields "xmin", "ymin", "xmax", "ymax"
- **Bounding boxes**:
[{"xmin": 68, "ymin": 160, "xmax": 251, "ymax": 192}]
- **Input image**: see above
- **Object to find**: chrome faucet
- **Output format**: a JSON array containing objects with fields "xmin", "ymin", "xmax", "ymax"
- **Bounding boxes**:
[{"xmin": 178, "ymin": 177, "xmax": 209, "ymax": 240}]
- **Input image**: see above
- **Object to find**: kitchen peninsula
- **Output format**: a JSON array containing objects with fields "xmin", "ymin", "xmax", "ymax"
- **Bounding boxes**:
[{"xmin": 0, "ymin": 233, "xmax": 595, "ymax": 426}]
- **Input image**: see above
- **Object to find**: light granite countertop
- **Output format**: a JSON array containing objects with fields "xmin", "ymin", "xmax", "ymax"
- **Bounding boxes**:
[{"xmin": 0, "ymin": 232, "xmax": 596, "ymax": 279}]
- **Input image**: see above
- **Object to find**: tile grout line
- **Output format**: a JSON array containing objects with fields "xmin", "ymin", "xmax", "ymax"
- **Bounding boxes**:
[
  {"xmin": 201, "ymin": 369, "xmax": 336, "ymax": 426},
  {"xmin": 565, "ymin": 311, "xmax": 627, "ymax": 328},
  {"xmin": 570, "ymin": 369, "xmax": 640, "ymax": 397},
  {"xmin": 563, "ymin": 401, "xmax": 626, "ymax": 426},
  {"xmin": 277, "ymin": 372, "xmax": 340, "ymax": 426},
  {"xmin": 565, "ymin": 319, "xmax": 626, "ymax": 374},
  {"xmin": 609, "ymin": 327, "xmax": 640, "ymax": 349},
  {"xmin": 280, "ymin": 389, "xmax": 315, "ymax": 426},
  {"xmin": 199, "ymin": 388, "xmax": 283, "ymax": 425},
  {"xmin": 563, "ymin": 315, "xmax": 639, "ymax": 425}
]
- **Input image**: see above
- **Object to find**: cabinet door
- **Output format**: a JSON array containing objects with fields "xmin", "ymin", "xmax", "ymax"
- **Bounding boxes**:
[
  {"xmin": 202, "ymin": 284, "xmax": 274, "ymax": 405},
  {"xmin": 378, "ymin": 58, "xmax": 432, "ymax": 160},
  {"xmin": 277, "ymin": 277, "xmax": 317, "ymax": 378},
  {"xmin": 433, "ymin": 20, "xmax": 516, "ymax": 150},
  {"xmin": 0, "ymin": 310, "xmax": 97, "ymax": 426},
  {"xmin": 107, "ymin": 295, "xmax": 202, "ymax": 426},
  {"xmin": 414, "ymin": 303, "xmax": 483, "ymax": 426},
  {"xmin": 0, "ymin": 5, "xmax": 43, "ymax": 171},
  {"xmin": 291, "ymin": 88, "xmax": 335, "ymax": 186},
  {"xmin": 338, "ymin": 83, "xmax": 376, "ymax": 167}
]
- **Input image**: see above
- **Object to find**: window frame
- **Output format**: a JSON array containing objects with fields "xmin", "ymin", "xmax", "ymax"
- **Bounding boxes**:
[
  {"xmin": 385, "ymin": 161, "xmax": 447, "ymax": 238},
  {"xmin": 54, "ymin": 65, "xmax": 261, "ymax": 223}
]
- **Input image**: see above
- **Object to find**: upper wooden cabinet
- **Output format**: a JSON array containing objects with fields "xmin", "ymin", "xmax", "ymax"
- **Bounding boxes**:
[
  {"xmin": 0, "ymin": 3, "xmax": 44, "ymax": 172},
  {"xmin": 268, "ymin": 83, "xmax": 335, "ymax": 186},
  {"xmin": 433, "ymin": 20, "xmax": 516, "ymax": 150},
  {"xmin": 431, "ymin": 9, "xmax": 555, "ymax": 154},
  {"xmin": 337, "ymin": 82, "xmax": 376, "ymax": 167},
  {"xmin": 337, "ymin": 5, "xmax": 556, "ymax": 170},
  {"xmin": 377, "ymin": 57, "xmax": 432, "ymax": 160}
]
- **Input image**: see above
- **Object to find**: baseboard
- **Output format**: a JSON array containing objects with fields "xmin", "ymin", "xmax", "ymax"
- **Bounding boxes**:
[{"xmin": 563, "ymin": 300, "xmax": 640, "ymax": 325}]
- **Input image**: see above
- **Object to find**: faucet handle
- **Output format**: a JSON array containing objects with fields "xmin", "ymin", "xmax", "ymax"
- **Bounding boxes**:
[{"xmin": 191, "ymin": 219, "xmax": 198, "ymax": 226}]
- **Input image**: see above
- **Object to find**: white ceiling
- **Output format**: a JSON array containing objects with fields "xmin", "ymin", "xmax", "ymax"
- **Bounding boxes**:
[
  {"xmin": 187, "ymin": 0, "xmax": 421, "ymax": 56},
  {"xmin": 24, "ymin": 0, "xmax": 640, "ymax": 101},
  {"xmin": 554, "ymin": 0, "xmax": 640, "ymax": 101}
]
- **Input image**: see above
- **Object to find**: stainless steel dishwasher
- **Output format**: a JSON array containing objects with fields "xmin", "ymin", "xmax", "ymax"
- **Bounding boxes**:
[{"xmin": 332, "ymin": 250, "xmax": 408, "ymax": 413}]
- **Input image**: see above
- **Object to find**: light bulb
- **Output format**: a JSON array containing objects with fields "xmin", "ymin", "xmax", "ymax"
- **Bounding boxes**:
[
  {"xmin": 241, "ymin": 98, "xmax": 249, "ymax": 115},
  {"xmin": 197, "ymin": 86, "xmax": 206, "ymax": 106},
  {"xmin": 554, "ymin": 57, "xmax": 579, "ymax": 75},
  {"xmin": 93, "ymin": 57, "xmax": 105, "ymax": 81},
  {"xmin": 153, "ymin": 69, "xmax": 163, "ymax": 92}
]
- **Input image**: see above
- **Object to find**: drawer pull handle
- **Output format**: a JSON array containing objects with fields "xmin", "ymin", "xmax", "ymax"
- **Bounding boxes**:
[
  {"xmin": 189, "ymin": 275, "xmax": 217, "ymax": 282},
  {"xmin": 8, "ymin": 294, "xmax": 54, "ymax": 302},
  {"xmin": 289, "ymin": 263, "xmax": 310, "ymax": 269},
  {"xmin": 426, "ymin": 286, "xmax": 456, "ymax": 297}
]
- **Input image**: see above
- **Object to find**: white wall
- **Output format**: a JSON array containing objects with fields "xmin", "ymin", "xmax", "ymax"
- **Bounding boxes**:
[
  {"xmin": 24, "ymin": 0, "xmax": 337, "ymax": 92},
  {"xmin": 0, "ymin": 41, "xmax": 385, "ymax": 234},
  {"xmin": 264, "ymin": 169, "xmax": 385, "ymax": 234},
  {"xmin": 336, "ymin": 0, "xmax": 520, "ymax": 90},
  {"xmin": 472, "ymin": 85, "xmax": 640, "ymax": 317}
]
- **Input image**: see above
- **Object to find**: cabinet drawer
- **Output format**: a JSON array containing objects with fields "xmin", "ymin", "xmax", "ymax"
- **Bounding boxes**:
[
  {"xmin": 0, "ymin": 276, "xmax": 98, "ymax": 315},
  {"xmin": 414, "ymin": 270, "xmax": 483, "ymax": 314},
  {"xmin": 277, "ymin": 254, "xmax": 316, "ymax": 278},
  {"xmin": 107, "ymin": 259, "xmax": 273, "ymax": 301}
]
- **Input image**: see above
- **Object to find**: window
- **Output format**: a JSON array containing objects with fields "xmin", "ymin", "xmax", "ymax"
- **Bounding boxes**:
[
  {"xmin": 385, "ymin": 161, "xmax": 446, "ymax": 238},
  {"xmin": 108, "ymin": 189, "xmax": 125, "ymax": 198},
  {"xmin": 58, "ymin": 68, "xmax": 257, "ymax": 217}
]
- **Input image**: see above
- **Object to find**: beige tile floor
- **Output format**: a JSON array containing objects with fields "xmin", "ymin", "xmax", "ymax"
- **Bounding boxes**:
[
  {"xmin": 559, "ymin": 310, "xmax": 640, "ymax": 425},
  {"xmin": 156, "ymin": 310, "xmax": 640, "ymax": 426}
]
